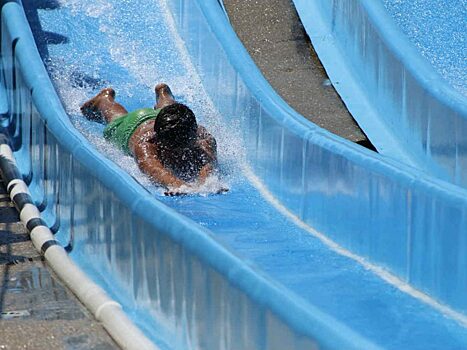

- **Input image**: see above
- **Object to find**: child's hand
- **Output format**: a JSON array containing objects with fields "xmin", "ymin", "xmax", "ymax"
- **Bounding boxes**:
[
  {"xmin": 164, "ymin": 184, "xmax": 228, "ymax": 196},
  {"xmin": 164, "ymin": 190, "xmax": 188, "ymax": 196},
  {"xmin": 164, "ymin": 183, "xmax": 194, "ymax": 196}
]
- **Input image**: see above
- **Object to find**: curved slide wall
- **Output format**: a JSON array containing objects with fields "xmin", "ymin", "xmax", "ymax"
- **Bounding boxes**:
[
  {"xmin": 292, "ymin": 0, "xmax": 467, "ymax": 187},
  {"xmin": 172, "ymin": 0, "xmax": 467, "ymax": 314},
  {"xmin": 2, "ymin": 0, "xmax": 467, "ymax": 348},
  {"xmin": 1, "ymin": 2, "xmax": 378, "ymax": 349}
]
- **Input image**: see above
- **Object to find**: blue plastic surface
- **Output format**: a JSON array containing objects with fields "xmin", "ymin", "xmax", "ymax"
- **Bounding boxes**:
[
  {"xmin": 382, "ymin": 0, "xmax": 466, "ymax": 97},
  {"xmin": 2, "ymin": 0, "xmax": 467, "ymax": 349},
  {"xmin": 292, "ymin": 0, "xmax": 467, "ymax": 188}
]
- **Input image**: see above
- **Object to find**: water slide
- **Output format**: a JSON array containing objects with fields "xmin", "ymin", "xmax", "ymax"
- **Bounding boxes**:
[
  {"xmin": 2, "ymin": 0, "xmax": 467, "ymax": 349},
  {"xmin": 292, "ymin": 0, "xmax": 467, "ymax": 186}
]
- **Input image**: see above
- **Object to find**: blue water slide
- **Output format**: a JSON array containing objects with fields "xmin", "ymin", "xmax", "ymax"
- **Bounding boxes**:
[
  {"xmin": 2, "ymin": 0, "xmax": 467, "ymax": 348},
  {"xmin": 292, "ymin": 0, "xmax": 467, "ymax": 187}
]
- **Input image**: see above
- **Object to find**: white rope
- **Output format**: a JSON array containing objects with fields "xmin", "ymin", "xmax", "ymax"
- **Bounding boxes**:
[{"xmin": 0, "ymin": 141, "xmax": 158, "ymax": 350}]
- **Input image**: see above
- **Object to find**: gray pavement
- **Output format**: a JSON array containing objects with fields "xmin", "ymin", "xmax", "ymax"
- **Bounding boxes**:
[
  {"xmin": 223, "ymin": 0, "xmax": 375, "ymax": 149},
  {"xmin": 0, "ymin": 182, "xmax": 118, "ymax": 350}
]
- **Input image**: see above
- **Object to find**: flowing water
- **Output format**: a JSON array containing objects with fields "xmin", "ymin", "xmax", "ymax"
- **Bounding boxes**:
[
  {"xmin": 22, "ymin": 0, "xmax": 467, "ymax": 347},
  {"xmin": 41, "ymin": 0, "xmax": 242, "ymax": 196},
  {"xmin": 382, "ymin": 0, "xmax": 467, "ymax": 97}
]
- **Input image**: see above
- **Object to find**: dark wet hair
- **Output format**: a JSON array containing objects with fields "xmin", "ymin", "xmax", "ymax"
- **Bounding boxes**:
[
  {"xmin": 154, "ymin": 103, "xmax": 209, "ymax": 181},
  {"xmin": 154, "ymin": 103, "xmax": 197, "ymax": 148}
]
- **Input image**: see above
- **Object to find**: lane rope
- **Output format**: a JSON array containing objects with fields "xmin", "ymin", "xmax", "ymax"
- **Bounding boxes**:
[{"xmin": 0, "ymin": 135, "xmax": 158, "ymax": 350}]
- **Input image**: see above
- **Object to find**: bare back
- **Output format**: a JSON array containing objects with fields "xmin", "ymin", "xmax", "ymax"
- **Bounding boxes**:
[{"xmin": 129, "ymin": 120, "xmax": 217, "ymax": 188}]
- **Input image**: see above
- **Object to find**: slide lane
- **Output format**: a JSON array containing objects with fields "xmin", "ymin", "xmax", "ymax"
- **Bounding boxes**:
[
  {"xmin": 3, "ymin": 0, "xmax": 467, "ymax": 348},
  {"xmin": 292, "ymin": 0, "xmax": 467, "ymax": 187},
  {"xmin": 382, "ymin": 0, "xmax": 466, "ymax": 98}
]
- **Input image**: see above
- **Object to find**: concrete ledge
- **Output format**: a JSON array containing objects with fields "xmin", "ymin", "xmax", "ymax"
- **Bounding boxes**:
[{"xmin": 223, "ymin": 0, "xmax": 370, "ymax": 146}]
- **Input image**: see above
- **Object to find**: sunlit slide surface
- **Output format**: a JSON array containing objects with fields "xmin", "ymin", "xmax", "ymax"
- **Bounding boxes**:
[
  {"xmin": 292, "ymin": 0, "xmax": 467, "ymax": 187},
  {"xmin": 383, "ymin": 0, "xmax": 466, "ymax": 97},
  {"xmin": 9, "ymin": 0, "xmax": 467, "ymax": 348}
]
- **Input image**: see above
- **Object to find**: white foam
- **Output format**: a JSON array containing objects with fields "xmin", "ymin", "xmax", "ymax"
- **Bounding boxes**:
[{"xmin": 50, "ymin": 0, "xmax": 242, "ymax": 195}]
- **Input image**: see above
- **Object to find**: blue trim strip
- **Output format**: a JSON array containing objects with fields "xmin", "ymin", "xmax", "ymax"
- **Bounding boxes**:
[
  {"xmin": 12, "ymin": 192, "xmax": 32, "ymax": 211},
  {"xmin": 40, "ymin": 239, "xmax": 59, "ymax": 254},
  {"xmin": 26, "ymin": 217, "xmax": 47, "ymax": 232}
]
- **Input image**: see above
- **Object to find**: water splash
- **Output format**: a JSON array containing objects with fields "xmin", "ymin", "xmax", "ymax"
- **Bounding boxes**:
[{"xmin": 45, "ymin": 0, "xmax": 244, "ymax": 195}]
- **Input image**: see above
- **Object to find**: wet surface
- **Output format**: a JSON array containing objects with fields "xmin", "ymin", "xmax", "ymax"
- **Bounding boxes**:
[
  {"xmin": 222, "ymin": 0, "xmax": 372, "ymax": 146},
  {"xmin": 383, "ymin": 0, "xmax": 466, "ymax": 97},
  {"xmin": 0, "ymin": 180, "xmax": 118, "ymax": 350},
  {"xmin": 2, "ymin": 267, "xmax": 85, "ymax": 321},
  {"xmin": 16, "ymin": 1, "xmax": 467, "ymax": 348}
]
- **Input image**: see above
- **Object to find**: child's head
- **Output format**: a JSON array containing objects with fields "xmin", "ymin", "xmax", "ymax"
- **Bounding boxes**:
[{"xmin": 154, "ymin": 103, "xmax": 198, "ymax": 149}]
